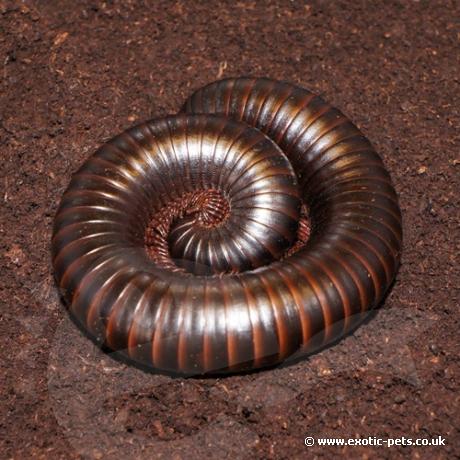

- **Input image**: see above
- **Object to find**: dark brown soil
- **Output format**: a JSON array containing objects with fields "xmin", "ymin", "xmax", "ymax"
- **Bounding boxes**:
[{"xmin": 1, "ymin": 1, "xmax": 459, "ymax": 459}]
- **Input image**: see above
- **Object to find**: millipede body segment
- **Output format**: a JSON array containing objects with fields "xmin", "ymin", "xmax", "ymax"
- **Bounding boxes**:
[{"xmin": 52, "ymin": 78, "xmax": 402, "ymax": 374}]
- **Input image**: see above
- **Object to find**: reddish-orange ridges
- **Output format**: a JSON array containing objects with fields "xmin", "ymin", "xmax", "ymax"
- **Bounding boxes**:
[{"xmin": 52, "ymin": 78, "xmax": 402, "ymax": 374}]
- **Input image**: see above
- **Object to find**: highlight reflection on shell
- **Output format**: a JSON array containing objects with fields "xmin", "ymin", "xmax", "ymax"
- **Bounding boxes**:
[{"xmin": 52, "ymin": 78, "xmax": 402, "ymax": 374}]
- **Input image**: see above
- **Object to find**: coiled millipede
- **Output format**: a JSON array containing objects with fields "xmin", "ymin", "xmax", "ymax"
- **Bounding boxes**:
[{"xmin": 52, "ymin": 77, "xmax": 402, "ymax": 374}]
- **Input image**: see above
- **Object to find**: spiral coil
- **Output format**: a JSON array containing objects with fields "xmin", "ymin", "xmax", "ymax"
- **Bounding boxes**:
[{"xmin": 52, "ymin": 78, "xmax": 402, "ymax": 374}]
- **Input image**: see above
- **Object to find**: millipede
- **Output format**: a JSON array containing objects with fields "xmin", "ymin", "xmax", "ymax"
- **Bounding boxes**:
[{"xmin": 52, "ymin": 77, "xmax": 402, "ymax": 374}]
